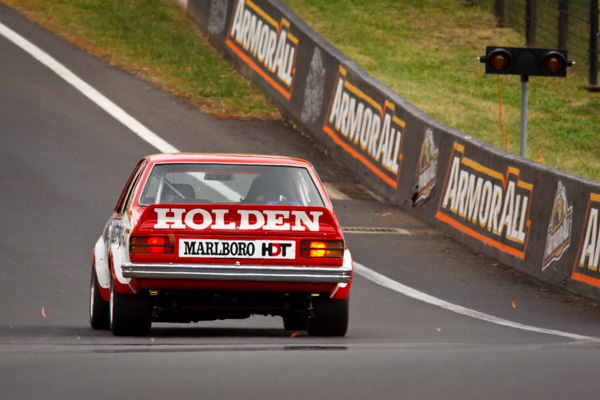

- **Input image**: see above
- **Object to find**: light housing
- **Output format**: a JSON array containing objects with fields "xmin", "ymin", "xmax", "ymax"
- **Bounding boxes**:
[
  {"xmin": 130, "ymin": 236, "xmax": 174, "ymax": 254},
  {"xmin": 301, "ymin": 240, "xmax": 344, "ymax": 258},
  {"xmin": 480, "ymin": 46, "xmax": 572, "ymax": 77}
]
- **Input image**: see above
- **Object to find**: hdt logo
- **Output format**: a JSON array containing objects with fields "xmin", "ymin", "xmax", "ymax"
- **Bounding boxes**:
[{"xmin": 262, "ymin": 242, "xmax": 292, "ymax": 257}]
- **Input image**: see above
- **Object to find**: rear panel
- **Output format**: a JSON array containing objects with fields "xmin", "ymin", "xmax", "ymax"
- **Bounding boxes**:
[{"xmin": 129, "ymin": 204, "xmax": 344, "ymax": 268}]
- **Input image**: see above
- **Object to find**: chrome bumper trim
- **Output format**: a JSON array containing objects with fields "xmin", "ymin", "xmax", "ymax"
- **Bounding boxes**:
[{"xmin": 121, "ymin": 262, "xmax": 352, "ymax": 283}]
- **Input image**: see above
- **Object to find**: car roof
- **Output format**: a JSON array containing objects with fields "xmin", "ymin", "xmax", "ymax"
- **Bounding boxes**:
[{"xmin": 144, "ymin": 153, "xmax": 313, "ymax": 168}]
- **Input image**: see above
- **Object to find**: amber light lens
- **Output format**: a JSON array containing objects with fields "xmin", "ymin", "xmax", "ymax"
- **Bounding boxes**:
[
  {"xmin": 301, "ymin": 240, "xmax": 343, "ymax": 258},
  {"xmin": 543, "ymin": 53, "xmax": 565, "ymax": 74},
  {"xmin": 131, "ymin": 236, "xmax": 174, "ymax": 254},
  {"xmin": 488, "ymin": 49, "xmax": 512, "ymax": 72}
]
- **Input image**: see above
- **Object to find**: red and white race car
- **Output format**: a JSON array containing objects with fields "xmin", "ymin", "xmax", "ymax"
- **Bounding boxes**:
[{"xmin": 90, "ymin": 154, "xmax": 352, "ymax": 336}]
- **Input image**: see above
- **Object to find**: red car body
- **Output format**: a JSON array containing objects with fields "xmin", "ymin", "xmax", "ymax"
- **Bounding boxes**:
[{"xmin": 90, "ymin": 154, "xmax": 352, "ymax": 336}]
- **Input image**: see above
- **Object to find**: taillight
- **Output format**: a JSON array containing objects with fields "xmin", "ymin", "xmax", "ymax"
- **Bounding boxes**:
[
  {"xmin": 301, "ymin": 240, "xmax": 343, "ymax": 258},
  {"xmin": 130, "ymin": 236, "xmax": 174, "ymax": 254}
]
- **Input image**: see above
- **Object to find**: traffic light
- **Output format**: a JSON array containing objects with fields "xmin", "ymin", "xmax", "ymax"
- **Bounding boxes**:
[{"xmin": 479, "ymin": 46, "xmax": 573, "ymax": 77}]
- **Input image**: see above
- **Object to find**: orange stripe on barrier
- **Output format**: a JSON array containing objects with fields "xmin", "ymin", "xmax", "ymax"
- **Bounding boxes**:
[
  {"xmin": 225, "ymin": 38, "xmax": 292, "ymax": 100},
  {"xmin": 246, "ymin": 0, "xmax": 278, "ymax": 28},
  {"xmin": 571, "ymin": 193, "xmax": 600, "ymax": 287},
  {"xmin": 571, "ymin": 271, "xmax": 600, "ymax": 287},
  {"xmin": 344, "ymin": 80, "xmax": 381, "ymax": 111},
  {"xmin": 322, "ymin": 126, "xmax": 398, "ymax": 189},
  {"xmin": 462, "ymin": 157, "xmax": 504, "ymax": 182},
  {"xmin": 436, "ymin": 211, "xmax": 526, "ymax": 259}
]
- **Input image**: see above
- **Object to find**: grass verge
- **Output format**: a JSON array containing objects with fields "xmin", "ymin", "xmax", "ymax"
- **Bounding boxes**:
[
  {"xmin": 283, "ymin": 0, "xmax": 600, "ymax": 180},
  {"xmin": 2, "ymin": 0, "xmax": 278, "ymax": 119}
]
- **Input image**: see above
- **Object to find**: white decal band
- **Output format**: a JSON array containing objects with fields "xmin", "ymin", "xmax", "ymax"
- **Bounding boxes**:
[
  {"xmin": 179, "ymin": 239, "xmax": 295, "ymax": 259},
  {"xmin": 154, "ymin": 208, "xmax": 323, "ymax": 232}
]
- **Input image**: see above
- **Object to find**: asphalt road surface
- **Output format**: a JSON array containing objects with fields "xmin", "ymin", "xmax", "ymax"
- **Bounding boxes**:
[{"xmin": 2, "ymin": 4, "xmax": 600, "ymax": 399}]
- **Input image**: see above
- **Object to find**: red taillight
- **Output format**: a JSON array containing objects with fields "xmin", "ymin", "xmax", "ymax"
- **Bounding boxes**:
[
  {"xmin": 301, "ymin": 240, "xmax": 343, "ymax": 258},
  {"xmin": 130, "ymin": 236, "xmax": 174, "ymax": 254},
  {"xmin": 147, "ymin": 237, "xmax": 166, "ymax": 254}
]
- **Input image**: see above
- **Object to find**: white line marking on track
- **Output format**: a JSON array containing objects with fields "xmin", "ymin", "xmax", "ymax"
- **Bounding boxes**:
[
  {"xmin": 0, "ymin": 22, "xmax": 179, "ymax": 154},
  {"xmin": 4, "ymin": 19, "xmax": 595, "ymax": 343},
  {"xmin": 354, "ymin": 262, "xmax": 597, "ymax": 342}
]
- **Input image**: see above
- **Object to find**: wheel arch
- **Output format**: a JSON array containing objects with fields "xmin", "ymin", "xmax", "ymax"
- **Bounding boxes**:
[
  {"xmin": 93, "ymin": 237, "xmax": 111, "ymax": 301},
  {"xmin": 109, "ymin": 242, "xmax": 135, "ymax": 295},
  {"xmin": 330, "ymin": 249, "xmax": 353, "ymax": 300}
]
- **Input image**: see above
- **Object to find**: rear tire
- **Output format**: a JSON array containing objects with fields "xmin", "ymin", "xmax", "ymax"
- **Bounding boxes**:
[
  {"xmin": 282, "ymin": 313, "xmax": 306, "ymax": 331},
  {"xmin": 109, "ymin": 278, "xmax": 152, "ymax": 336},
  {"xmin": 306, "ymin": 296, "xmax": 349, "ymax": 337},
  {"xmin": 89, "ymin": 265, "xmax": 109, "ymax": 330}
]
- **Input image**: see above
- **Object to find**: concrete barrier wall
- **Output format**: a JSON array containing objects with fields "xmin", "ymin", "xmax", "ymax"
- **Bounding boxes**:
[{"xmin": 181, "ymin": 0, "xmax": 600, "ymax": 302}]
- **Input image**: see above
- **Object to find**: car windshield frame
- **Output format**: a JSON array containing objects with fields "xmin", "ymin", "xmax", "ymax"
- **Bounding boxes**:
[{"xmin": 137, "ymin": 162, "xmax": 326, "ymax": 207}]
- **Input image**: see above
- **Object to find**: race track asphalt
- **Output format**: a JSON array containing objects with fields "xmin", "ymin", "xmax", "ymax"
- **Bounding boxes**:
[{"xmin": 2, "ymin": 4, "xmax": 600, "ymax": 399}]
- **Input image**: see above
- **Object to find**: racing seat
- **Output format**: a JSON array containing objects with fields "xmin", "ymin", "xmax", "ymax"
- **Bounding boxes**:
[
  {"xmin": 161, "ymin": 183, "xmax": 196, "ymax": 203},
  {"xmin": 172, "ymin": 183, "xmax": 195, "ymax": 199},
  {"xmin": 242, "ymin": 175, "xmax": 297, "ymax": 204}
]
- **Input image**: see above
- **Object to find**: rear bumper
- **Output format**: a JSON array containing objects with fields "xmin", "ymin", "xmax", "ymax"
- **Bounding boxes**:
[{"xmin": 121, "ymin": 262, "xmax": 351, "ymax": 284}]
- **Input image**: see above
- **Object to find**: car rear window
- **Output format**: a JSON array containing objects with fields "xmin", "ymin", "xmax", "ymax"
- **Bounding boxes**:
[{"xmin": 139, "ymin": 163, "xmax": 325, "ymax": 207}]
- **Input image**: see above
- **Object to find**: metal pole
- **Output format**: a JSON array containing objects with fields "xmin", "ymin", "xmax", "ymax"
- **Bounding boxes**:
[
  {"xmin": 526, "ymin": 0, "xmax": 537, "ymax": 47},
  {"xmin": 520, "ymin": 75, "xmax": 529, "ymax": 158},
  {"xmin": 590, "ymin": 0, "xmax": 599, "ymax": 87},
  {"xmin": 496, "ymin": 0, "xmax": 506, "ymax": 27},
  {"xmin": 558, "ymin": 0, "xmax": 569, "ymax": 50}
]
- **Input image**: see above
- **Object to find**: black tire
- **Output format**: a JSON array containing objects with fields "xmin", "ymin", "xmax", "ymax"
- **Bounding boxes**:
[
  {"xmin": 282, "ymin": 313, "xmax": 306, "ymax": 331},
  {"xmin": 109, "ymin": 278, "xmax": 152, "ymax": 336},
  {"xmin": 306, "ymin": 296, "xmax": 349, "ymax": 337},
  {"xmin": 89, "ymin": 265, "xmax": 110, "ymax": 330}
]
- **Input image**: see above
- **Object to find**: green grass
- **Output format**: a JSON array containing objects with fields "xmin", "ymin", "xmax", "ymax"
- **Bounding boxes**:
[
  {"xmin": 282, "ymin": 0, "xmax": 600, "ymax": 179},
  {"xmin": 5, "ymin": 0, "xmax": 600, "ymax": 180},
  {"xmin": 3, "ymin": 0, "xmax": 278, "ymax": 118}
]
